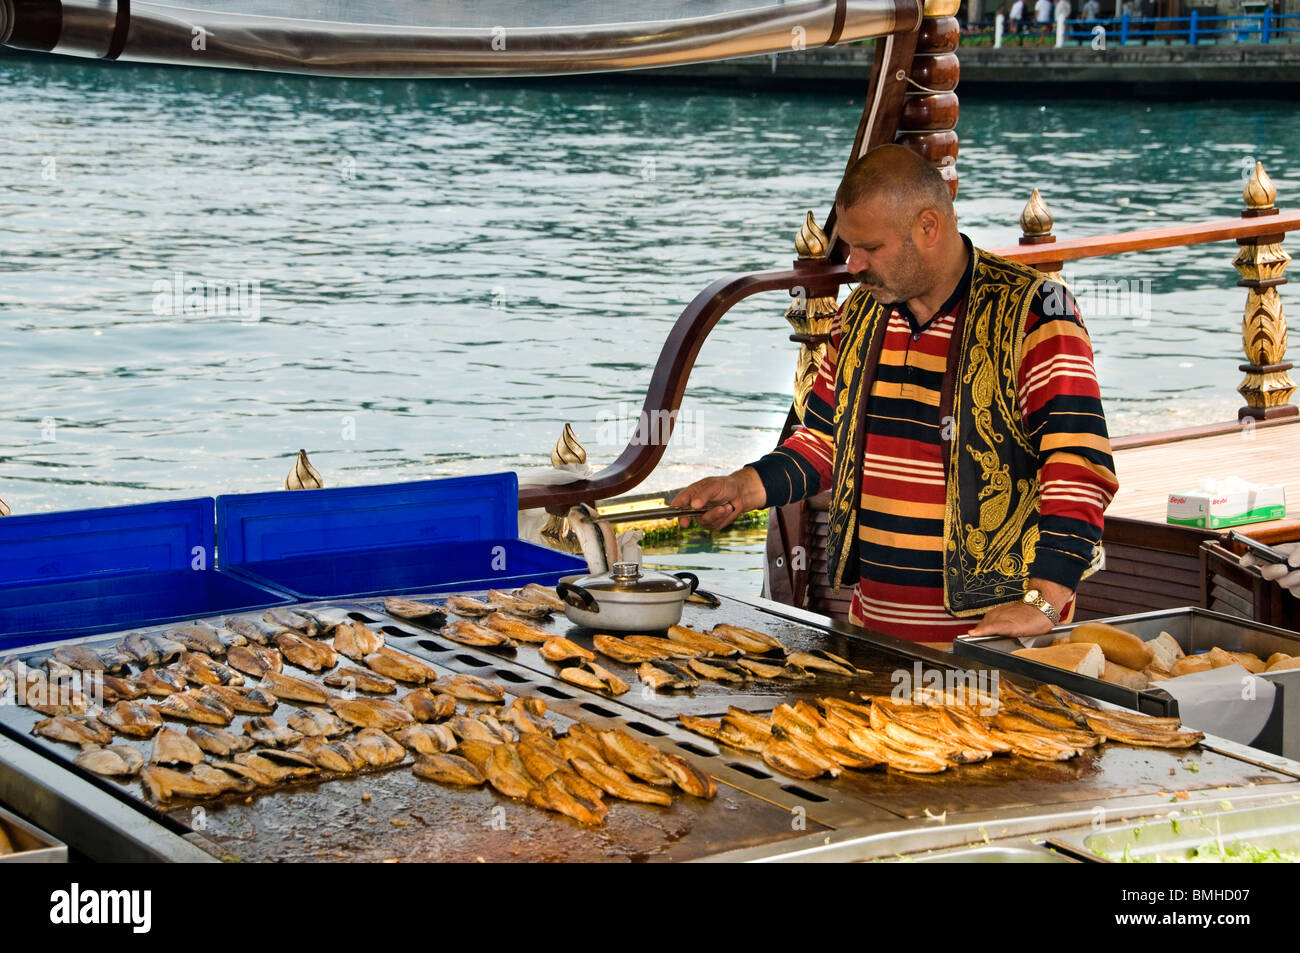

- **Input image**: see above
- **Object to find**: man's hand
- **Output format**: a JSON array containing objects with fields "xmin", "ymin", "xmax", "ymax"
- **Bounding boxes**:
[
  {"xmin": 1241, "ymin": 541, "xmax": 1300, "ymax": 598},
  {"xmin": 670, "ymin": 467, "xmax": 766, "ymax": 532},
  {"xmin": 966, "ymin": 578, "xmax": 1072, "ymax": 638}
]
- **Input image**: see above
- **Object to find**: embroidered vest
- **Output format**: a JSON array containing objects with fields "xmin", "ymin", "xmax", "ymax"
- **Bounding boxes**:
[{"xmin": 826, "ymin": 247, "xmax": 1065, "ymax": 617}]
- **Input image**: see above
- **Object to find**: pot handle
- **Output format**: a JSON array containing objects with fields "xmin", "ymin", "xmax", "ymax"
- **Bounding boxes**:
[
  {"xmin": 556, "ymin": 581, "xmax": 599, "ymax": 614},
  {"xmin": 672, "ymin": 572, "xmax": 700, "ymax": 595}
]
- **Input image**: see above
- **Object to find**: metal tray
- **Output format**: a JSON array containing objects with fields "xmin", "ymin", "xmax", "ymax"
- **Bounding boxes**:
[
  {"xmin": 889, "ymin": 844, "xmax": 1076, "ymax": 863},
  {"xmin": 1048, "ymin": 796, "xmax": 1300, "ymax": 863},
  {"xmin": 0, "ymin": 804, "xmax": 67, "ymax": 863},
  {"xmin": 954, "ymin": 608, "xmax": 1300, "ymax": 749}
]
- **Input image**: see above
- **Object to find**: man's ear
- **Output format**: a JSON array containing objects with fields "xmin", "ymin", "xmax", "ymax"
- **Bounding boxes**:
[{"xmin": 915, "ymin": 208, "xmax": 942, "ymax": 248}]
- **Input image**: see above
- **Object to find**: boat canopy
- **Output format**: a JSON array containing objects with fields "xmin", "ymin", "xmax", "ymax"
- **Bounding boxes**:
[{"xmin": 0, "ymin": 0, "xmax": 921, "ymax": 77}]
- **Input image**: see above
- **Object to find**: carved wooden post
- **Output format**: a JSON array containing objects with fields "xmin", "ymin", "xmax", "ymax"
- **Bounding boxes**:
[
  {"xmin": 1236, "ymin": 161, "xmax": 1296, "ymax": 421},
  {"xmin": 897, "ymin": 0, "xmax": 962, "ymax": 197},
  {"xmin": 785, "ymin": 212, "xmax": 837, "ymax": 423},
  {"xmin": 1019, "ymin": 188, "xmax": 1063, "ymax": 280}
]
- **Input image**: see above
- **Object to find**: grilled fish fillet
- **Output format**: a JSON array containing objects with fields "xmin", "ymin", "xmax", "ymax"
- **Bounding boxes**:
[
  {"xmin": 242, "ymin": 717, "xmax": 305, "ymax": 748},
  {"xmin": 513, "ymin": 584, "xmax": 567, "ymax": 612},
  {"xmin": 430, "ymin": 674, "xmax": 505, "ymax": 703},
  {"xmin": 413, "ymin": 753, "xmax": 486, "ymax": 786},
  {"xmin": 274, "ymin": 632, "xmax": 338, "ymax": 673},
  {"xmin": 687, "ymin": 658, "xmax": 747, "ymax": 684},
  {"xmin": 75, "ymin": 744, "xmax": 145, "ymax": 777},
  {"xmin": 34, "ymin": 714, "xmax": 115, "ymax": 747},
  {"xmin": 197, "ymin": 684, "xmax": 278, "ymax": 715},
  {"xmin": 165, "ymin": 621, "xmax": 232, "ymax": 657},
  {"xmin": 332, "ymin": 621, "xmax": 386, "ymax": 661},
  {"xmin": 187, "ymin": 724, "xmax": 254, "ymax": 757},
  {"xmin": 593, "ymin": 634, "xmax": 666, "ymax": 664},
  {"xmin": 638, "ymin": 660, "xmax": 698, "ymax": 692},
  {"xmin": 226, "ymin": 643, "xmax": 283, "ymax": 678},
  {"xmin": 140, "ymin": 765, "xmax": 223, "ymax": 802},
  {"xmin": 382, "ymin": 598, "xmax": 448, "ymax": 627},
  {"xmin": 151, "ymin": 727, "xmax": 205, "ymax": 766},
  {"xmin": 598, "ymin": 729, "xmax": 673, "ymax": 786},
  {"xmin": 571, "ymin": 756, "xmax": 673, "ymax": 806},
  {"xmin": 328, "ymin": 696, "xmax": 415, "ymax": 731},
  {"xmin": 709, "ymin": 624, "xmax": 788, "ymax": 656},
  {"xmin": 99, "ymin": 700, "xmax": 164, "ymax": 738},
  {"xmin": 443, "ymin": 595, "xmax": 496, "ymax": 618},
  {"xmin": 154, "ymin": 690, "xmax": 235, "ymax": 726},
  {"xmin": 486, "ymin": 590, "xmax": 552, "ymax": 621},
  {"xmin": 294, "ymin": 738, "xmax": 367, "ymax": 773},
  {"xmin": 397, "ymin": 724, "xmax": 459, "ymax": 755},
  {"xmin": 624, "ymin": 636, "xmax": 703, "ymax": 659},
  {"xmin": 234, "ymin": 748, "xmax": 320, "ymax": 782},
  {"xmin": 658, "ymin": 753, "xmax": 717, "ymax": 799},
  {"xmin": 138, "ymin": 667, "xmax": 188, "ymax": 697},
  {"xmin": 190, "ymin": 762, "xmax": 259, "ymax": 796},
  {"xmin": 485, "ymin": 743, "xmax": 539, "ymax": 799},
  {"xmin": 264, "ymin": 607, "xmax": 321, "ymax": 638},
  {"xmin": 440, "ymin": 620, "xmax": 514, "ymax": 649},
  {"xmin": 666, "ymin": 625, "xmax": 743, "ymax": 658},
  {"xmin": 323, "ymin": 666, "xmax": 398, "ymax": 695},
  {"xmin": 259, "ymin": 671, "xmax": 331, "ymax": 705},
  {"xmin": 401, "ymin": 688, "xmax": 458, "ymax": 722},
  {"xmin": 352, "ymin": 727, "xmax": 408, "ymax": 767},
  {"xmin": 540, "ymin": 637, "xmax": 595, "ymax": 662},
  {"xmin": 176, "ymin": 651, "xmax": 245, "ymax": 687},
  {"xmin": 481, "ymin": 612, "xmax": 552, "ymax": 644},
  {"xmin": 363, "ymin": 647, "xmax": 437, "ymax": 684},
  {"xmin": 224, "ymin": 615, "xmax": 287, "ymax": 646}
]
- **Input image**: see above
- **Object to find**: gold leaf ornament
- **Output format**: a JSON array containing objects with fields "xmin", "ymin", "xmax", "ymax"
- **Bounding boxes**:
[
  {"xmin": 0, "ymin": 496, "xmax": 9, "ymax": 517},
  {"xmin": 550, "ymin": 423, "xmax": 587, "ymax": 467},
  {"xmin": 285, "ymin": 449, "xmax": 324, "ymax": 490}
]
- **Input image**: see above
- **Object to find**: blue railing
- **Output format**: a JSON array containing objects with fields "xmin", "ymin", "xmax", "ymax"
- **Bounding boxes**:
[{"xmin": 979, "ymin": 11, "xmax": 1300, "ymax": 45}]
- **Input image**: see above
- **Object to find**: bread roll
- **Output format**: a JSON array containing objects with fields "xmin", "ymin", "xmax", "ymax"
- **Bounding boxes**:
[
  {"xmin": 0, "ymin": 822, "xmax": 11, "ymax": 856},
  {"xmin": 1069, "ymin": 622, "xmax": 1154, "ymax": 671},
  {"xmin": 1207, "ymin": 646, "xmax": 1266, "ymax": 674},
  {"xmin": 1265, "ymin": 655, "xmax": 1300, "ymax": 673},
  {"xmin": 1266, "ymin": 652, "xmax": 1292, "ymax": 668},
  {"xmin": 1171, "ymin": 655, "xmax": 1213, "ymax": 677},
  {"xmin": 1012, "ymin": 642, "xmax": 1104, "ymax": 678},
  {"xmin": 1101, "ymin": 660, "xmax": 1149, "ymax": 690},
  {"xmin": 1148, "ymin": 633, "xmax": 1184, "ymax": 673}
]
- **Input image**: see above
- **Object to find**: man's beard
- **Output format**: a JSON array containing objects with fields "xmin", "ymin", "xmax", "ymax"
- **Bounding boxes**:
[{"xmin": 850, "ymin": 238, "xmax": 927, "ymax": 304}]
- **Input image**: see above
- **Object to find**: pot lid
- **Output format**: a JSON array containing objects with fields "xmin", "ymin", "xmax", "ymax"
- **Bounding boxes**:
[{"xmin": 569, "ymin": 562, "xmax": 691, "ymax": 595}]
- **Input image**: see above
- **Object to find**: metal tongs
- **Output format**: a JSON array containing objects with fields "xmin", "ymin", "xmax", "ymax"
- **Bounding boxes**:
[{"xmin": 590, "ymin": 506, "xmax": 708, "ymax": 523}]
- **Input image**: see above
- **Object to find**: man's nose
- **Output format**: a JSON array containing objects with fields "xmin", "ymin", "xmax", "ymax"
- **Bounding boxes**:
[{"xmin": 845, "ymin": 249, "xmax": 865, "ymax": 274}]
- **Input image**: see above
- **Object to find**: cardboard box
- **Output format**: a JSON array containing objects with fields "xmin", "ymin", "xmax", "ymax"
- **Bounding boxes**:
[{"xmin": 1167, "ymin": 483, "xmax": 1287, "ymax": 529}]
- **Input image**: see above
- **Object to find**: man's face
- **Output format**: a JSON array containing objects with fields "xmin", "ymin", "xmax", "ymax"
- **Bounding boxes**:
[{"xmin": 837, "ymin": 196, "xmax": 930, "ymax": 306}]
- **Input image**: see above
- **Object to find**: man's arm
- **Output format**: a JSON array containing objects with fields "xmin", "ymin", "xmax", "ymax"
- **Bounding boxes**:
[
  {"xmin": 969, "ymin": 281, "xmax": 1120, "ymax": 637},
  {"xmin": 672, "ymin": 308, "xmax": 843, "ymax": 528}
]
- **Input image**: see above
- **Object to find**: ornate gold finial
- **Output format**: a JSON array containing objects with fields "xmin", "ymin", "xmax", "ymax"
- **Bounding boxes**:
[
  {"xmin": 0, "ymin": 496, "xmax": 9, "ymax": 517},
  {"xmin": 550, "ymin": 424, "xmax": 586, "ymax": 468},
  {"xmin": 1243, "ymin": 161, "xmax": 1277, "ymax": 211},
  {"xmin": 794, "ymin": 211, "xmax": 829, "ymax": 260},
  {"xmin": 284, "ymin": 449, "xmax": 324, "ymax": 490},
  {"xmin": 1020, "ymin": 188, "xmax": 1054, "ymax": 237}
]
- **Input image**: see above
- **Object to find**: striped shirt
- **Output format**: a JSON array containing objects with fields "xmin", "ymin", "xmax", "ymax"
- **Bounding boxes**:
[{"xmin": 751, "ymin": 244, "xmax": 1119, "ymax": 641}]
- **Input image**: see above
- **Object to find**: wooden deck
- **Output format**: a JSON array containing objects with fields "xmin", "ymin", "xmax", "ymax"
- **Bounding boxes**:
[{"xmin": 1108, "ymin": 417, "xmax": 1300, "ymax": 528}]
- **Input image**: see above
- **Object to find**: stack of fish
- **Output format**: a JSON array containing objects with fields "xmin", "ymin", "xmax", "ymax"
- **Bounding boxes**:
[
  {"xmin": 423, "ymin": 588, "xmax": 868, "ymax": 698},
  {"xmin": 679, "ymin": 680, "xmax": 1205, "ymax": 781},
  {"xmin": 3, "ymin": 604, "xmax": 716, "ymax": 829}
]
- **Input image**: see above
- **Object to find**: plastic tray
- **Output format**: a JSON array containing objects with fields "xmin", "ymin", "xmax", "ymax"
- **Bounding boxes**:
[{"xmin": 216, "ymin": 474, "xmax": 585, "ymax": 600}]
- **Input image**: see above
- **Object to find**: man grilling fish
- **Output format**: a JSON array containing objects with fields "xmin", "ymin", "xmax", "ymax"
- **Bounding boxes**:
[{"xmin": 672, "ymin": 145, "xmax": 1119, "ymax": 646}]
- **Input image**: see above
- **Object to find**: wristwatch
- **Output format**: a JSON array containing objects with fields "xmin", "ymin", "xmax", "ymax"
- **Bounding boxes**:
[{"xmin": 1021, "ymin": 587, "xmax": 1061, "ymax": 625}]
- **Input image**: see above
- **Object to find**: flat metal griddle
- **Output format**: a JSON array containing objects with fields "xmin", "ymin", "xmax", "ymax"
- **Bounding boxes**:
[
  {"xmin": 0, "ymin": 614, "xmax": 834, "ymax": 862},
  {"xmin": 354, "ymin": 591, "xmax": 1300, "ymax": 826}
]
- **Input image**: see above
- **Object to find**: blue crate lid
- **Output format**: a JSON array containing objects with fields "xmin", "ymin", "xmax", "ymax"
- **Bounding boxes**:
[
  {"xmin": 0, "ymin": 498, "xmax": 214, "ymax": 588},
  {"xmin": 216, "ymin": 473, "xmax": 521, "ymax": 567}
]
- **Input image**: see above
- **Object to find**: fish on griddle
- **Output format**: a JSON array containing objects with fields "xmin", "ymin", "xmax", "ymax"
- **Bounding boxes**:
[
  {"xmin": 165, "ymin": 621, "xmax": 234, "ymax": 658},
  {"xmin": 137, "ymin": 667, "xmax": 188, "ymax": 697},
  {"xmin": 188, "ymin": 724, "xmax": 253, "ymax": 757},
  {"xmin": 120, "ymin": 632, "xmax": 184, "ymax": 667},
  {"xmin": 351, "ymin": 727, "xmax": 407, "ymax": 768},
  {"xmin": 197, "ymin": 683, "xmax": 278, "ymax": 715},
  {"xmin": 539, "ymin": 636, "xmax": 595, "ymax": 663},
  {"xmin": 734, "ymin": 657, "xmax": 809, "ymax": 680},
  {"xmin": 569, "ymin": 757, "xmax": 672, "ymax": 807},
  {"xmin": 327, "ymin": 695, "xmax": 414, "ymax": 731},
  {"xmin": 208, "ymin": 759, "xmax": 272, "ymax": 787},
  {"xmin": 448, "ymin": 715, "xmax": 506, "ymax": 746},
  {"xmin": 484, "ymin": 743, "xmax": 539, "ymax": 799},
  {"xmin": 593, "ymin": 634, "xmax": 668, "ymax": 664},
  {"xmin": 413, "ymin": 753, "xmax": 486, "ymax": 786},
  {"xmin": 223, "ymin": 615, "xmax": 286, "ymax": 645},
  {"xmin": 233, "ymin": 748, "xmax": 320, "ymax": 782},
  {"xmin": 637, "ymin": 660, "xmax": 698, "ymax": 692},
  {"xmin": 400, "ymin": 688, "xmax": 457, "ymax": 723},
  {"xmin": 440, "ymin": 620, "xmax": 514, "ymax": 649},
  {"xmin": 786, "ymin": 650, "xmax": 861, "ymax": 677},
  {"xmin": 50, "ymin": 645, "xmax": 107, "ymax": 673},
  {"xmin": 298, "ymin": 607, "xmax": 356, "ymax": 636},
  {"xmin": 34, "ymin": 714, "xmax": 115, "ymax": 747},
  {"xmin": 480, "ymin": 612, "xmax": 551, "ymax": 644},
  {"xmin": 486, "ymin": 589, "xmax": 552, "ymax": 621},
  {"xmin": 151, "ymin": 727, "xmax": 205, "ymax": 766},
  {"xmin": 429, "ymin": 673, "xmax": 505, "ymax": 704},
  {"xmin": 666, "ymin": 625, "xmax": 744, "ymax": 658},
  {"xmin": 709, "ymin": 623, "xmax": 788, "ymax": 655},
  {"xmin": 75, "ymin": 744, "xmax": 145, "ymax": 778},
  {"xmin": 242, "ymin": 717, "xmax": 305, "ymax": 748},
  {"xmin": 140, "ymin": 765, "xmax": 225, "ymax": 802},
  {"xmin": 362, "ymin": 647, "xmax": 437, "ymax": 684},
  {"xmin": 259, "ymin": 671, "xmax": 331, "ymax": 705},
  {"xmin": 686, "ymin": 657, "xmax": 748, "ymax": 684},
  {"xmin": 527, "ymin": 774, "xmax": 607, "ymax": 827},
  {"xmin": 154, "ymin": 689, "xmax": 235, "ymax": 726},
  {"xmin": 99, "ymin": 700, "xmax": 164, "ymax": 738},
  {"xmin": 190, "ymin": 762, "xmax": 259, "ymax": 796},
  {"xmin": 293, "ymin": 738, "xmax": 366, "ymax": 774},
  {"xmin": 331, "ymin": 621, "xmax": 385, "ymax": 662},
  {"xmin": 175, "ymin": 651, "xmax": 245, "ymax": 687},
  {"xmin": 98, "ymin": 674, "xmax": 146, "ymax": 702},
  {"xmin": 264, "ymin": 607, "xmax": 321, "ymax": 638},
  {"xmin": 761, "ymin": 738, "xmax": 836, "ymax": 780},
  {"xmin": 323, "ymin": 666, "xmax": 397, "ymax": 695},
  {"xmin": 286, "ymin": 707, "xmax": 350, "ymax": 738},
  {"xmin": 274, "ymin": 631, "xmax": 338, "ymax": 673},
  {"xmin": 226, "ymin": 643, "xmax": 283, "ymax": 678},
  {"xmin": 557, "ymin": 732, "xmax": 608, "ymax": 767},
  {"xmin": 381, "ymin": 597, "xmax": 448, "ymax": 628},
  {"xmin": 396, "ymin": 723, "xmax": 459, "ymax": 755},
  {"xmin": 443, "ymin": 595, "xmax": 495, "ymax": 619},
  {"xmin": 658, "ymin": 752, "xmax": 716, "ymax": 799},
  {"xmin": 512, "ymin": 584, "xmax": 567, "ymax": 612},
  {"xmin": 474, "ymin": 711, "xmax": 515, "ymax": 743},
  {"xmin": 502, "ymin": 697, "xmax": 553, "ymax": 735},
  {"xmin": 598, "ymin": 729, "xmax": 673, "ymax": 787},
  {"xmin": 558, "ymin": 660, "xmax": 629, "ymax": 696},
  {"xmin": 623, "ymin": 635, "xmax": 704, "ymax": 659},
  {"xmin": 22, "ymin": 674, "xmax": 94, "ymax": 716}
]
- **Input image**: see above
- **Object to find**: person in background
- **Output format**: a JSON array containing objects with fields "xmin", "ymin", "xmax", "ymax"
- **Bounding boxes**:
[
  {"xmin": 1035, "ymin": 0, "xmax": 1054, "ymax": 33},
  {"xmin": 1081, "ymin": 0, "xmax": 1101, "ymax": 20},
  {"xmin": 1054, "ymin": 0, "xmax": 1073, "ymax": 39},
  {"xmin": 1008, "ymin": 0, "xmax": 1026, "ymax": 34}
]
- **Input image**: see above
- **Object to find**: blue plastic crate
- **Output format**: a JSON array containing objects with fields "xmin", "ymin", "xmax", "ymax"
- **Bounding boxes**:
[
  {"xmin": 216, "ymin": 473, "xmax": 585, "ymax": 601},
  {"xmin": 0, "ymin": 498, "xmax": 292, "ymax": 649}
]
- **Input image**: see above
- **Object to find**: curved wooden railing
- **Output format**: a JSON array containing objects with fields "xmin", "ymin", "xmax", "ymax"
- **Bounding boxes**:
[{"xmin": 518, "ymin": 210, "xmax": 1300, "ymax": 512}]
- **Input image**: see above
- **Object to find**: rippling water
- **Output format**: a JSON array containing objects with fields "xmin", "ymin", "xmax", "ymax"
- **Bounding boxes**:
[{"xmin": 2, "ymin": 52, "xmax": 1297, "ymax": 518}]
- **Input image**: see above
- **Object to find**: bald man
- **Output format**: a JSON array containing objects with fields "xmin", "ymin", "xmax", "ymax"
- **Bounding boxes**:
[{"xmin": 672, "ymin": 145, "xmax": 1119, "ymax": 645}]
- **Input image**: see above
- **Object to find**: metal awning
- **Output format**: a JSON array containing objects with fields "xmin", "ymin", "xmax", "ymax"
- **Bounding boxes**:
[{"xmin": 0, "ymin": 0, "xmax": 921, "ymax": 77}]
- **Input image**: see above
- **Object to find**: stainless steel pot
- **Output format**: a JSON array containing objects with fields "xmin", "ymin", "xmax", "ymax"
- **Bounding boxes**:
[{"xmin": 555, "ymin": 562, "xmax": 699, "ymax": 632}]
